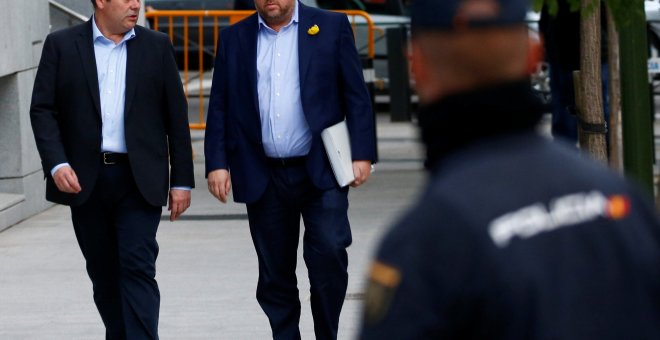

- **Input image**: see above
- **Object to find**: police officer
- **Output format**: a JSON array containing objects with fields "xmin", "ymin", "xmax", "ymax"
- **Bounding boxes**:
[{"xmin": 359, "ymin": 0, "xmax": 660, "ymax": 338}]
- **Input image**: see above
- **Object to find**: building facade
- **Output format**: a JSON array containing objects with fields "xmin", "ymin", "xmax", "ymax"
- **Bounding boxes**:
[{"xmin": 0, "ymin": 0, "xmax": 52, "ymax": 231}]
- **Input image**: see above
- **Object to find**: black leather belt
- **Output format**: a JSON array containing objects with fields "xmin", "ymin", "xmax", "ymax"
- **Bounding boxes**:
[
  {"xmin": 267, "ymin": 156, "xmax": 307, "ymax": 167},
  {"xmin": 101, "ymin": 152, "xmax": 128, "ymax": 165}
]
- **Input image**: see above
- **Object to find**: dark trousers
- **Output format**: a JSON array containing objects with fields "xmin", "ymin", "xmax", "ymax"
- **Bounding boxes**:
[
  {"xmin": 70, "ymin": 161, "xmax": 162, "ymax": 340},
  {"xmin": 549, "ymin": 62, "xmax": 578, "ymax": 143},
  {"xmin": 246, "ymin": 164, "xmax": 352, "ymax": 340}
]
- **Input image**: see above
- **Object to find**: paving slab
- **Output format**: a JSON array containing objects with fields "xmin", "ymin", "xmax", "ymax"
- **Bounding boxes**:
[{"xmin": 0, "ymin": 115, "xmax": 426, "ymax": 339}]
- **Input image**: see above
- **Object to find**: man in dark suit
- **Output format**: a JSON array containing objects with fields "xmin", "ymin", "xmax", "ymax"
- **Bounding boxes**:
[
  {"xmin": 30, "ymin": 0, "xmax": 194, "ymax": 338},
  {"xmin": 205, "ymin": 0, "xmax": 376, "ymax": 338}
]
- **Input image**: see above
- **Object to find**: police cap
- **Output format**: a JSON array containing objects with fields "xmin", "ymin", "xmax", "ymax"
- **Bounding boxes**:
[{"xmin": 411, "ymin": 0, "xmax": 529, "ymax": 32}]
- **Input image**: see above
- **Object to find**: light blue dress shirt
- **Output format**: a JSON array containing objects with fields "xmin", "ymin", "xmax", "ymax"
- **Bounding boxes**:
[
  {"xmin": 93, "ymin": 17, "xmax": 135, "ymax": 154},
  {"xmin": 257, "ymin": 1, "xmax": 312, "ymax": 158}
]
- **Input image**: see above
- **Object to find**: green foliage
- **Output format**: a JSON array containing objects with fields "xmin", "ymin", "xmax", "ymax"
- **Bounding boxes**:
[
  {"xmin": 531, "ymin": 0, "xmax": 579, "ymax": 13},
  {"xmin": 530, "ymin": 0, "xmax": 646, "ymax": 29}
]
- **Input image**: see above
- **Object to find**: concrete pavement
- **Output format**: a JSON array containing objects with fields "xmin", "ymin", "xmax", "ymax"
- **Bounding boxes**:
[{"xmin": 0, "ymin": 115, "xmax": 426, "ymax": 339}]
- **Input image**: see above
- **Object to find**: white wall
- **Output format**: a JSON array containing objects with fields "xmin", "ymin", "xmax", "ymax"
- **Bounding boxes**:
[{"xmin": 0, "ymin": 0, "xmax": 52, "ymax": 231}]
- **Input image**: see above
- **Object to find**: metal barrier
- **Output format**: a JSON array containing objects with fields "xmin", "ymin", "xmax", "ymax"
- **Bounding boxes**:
[{"xmin": 145, "ymin": 10, "xmax": 376, "ymax": 130}]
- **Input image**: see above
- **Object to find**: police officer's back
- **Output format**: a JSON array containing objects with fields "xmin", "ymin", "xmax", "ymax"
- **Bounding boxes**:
[{"xmin": 359, "ymin": 0, "xmax": 660, "ymax": 338}]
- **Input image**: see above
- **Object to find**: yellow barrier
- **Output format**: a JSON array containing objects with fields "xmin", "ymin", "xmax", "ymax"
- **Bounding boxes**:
[{"xmin": 145, "ymin": 9, "xmax": 375, "ymax": 130}]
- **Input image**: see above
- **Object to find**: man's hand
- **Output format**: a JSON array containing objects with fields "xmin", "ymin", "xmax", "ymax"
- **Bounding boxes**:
[
  {"xmin": 207, "ymin": 169, "xmax": 232, "ymax": 203},
  {"xmin": 53, "ymin": 166, "xmax": 82, "ymax": 194},
  {"xmin": 168, "ymin": 189, "xmax": 191, "ymax": 222},
  {"xmin": 351, "ymin": 160, "xmax": 372, "ymax": 188}
]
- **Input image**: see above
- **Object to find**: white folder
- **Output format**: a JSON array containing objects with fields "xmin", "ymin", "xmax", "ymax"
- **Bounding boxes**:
[{"xmin": 321, "ymin": 121, "xmax": 355, "ymax": 187}]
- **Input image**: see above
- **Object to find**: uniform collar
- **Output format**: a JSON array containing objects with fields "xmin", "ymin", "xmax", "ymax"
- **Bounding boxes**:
[{"xmin": 419, "ymin": 79, "xmax": 547, "ymax": 170}]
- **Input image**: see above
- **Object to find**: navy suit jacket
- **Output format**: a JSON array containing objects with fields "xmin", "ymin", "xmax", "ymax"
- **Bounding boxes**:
[
  {"xmin": 30, "ymin": 21, "xmax": 195, "ymax": 207},
  {"xmin": 205, "ymin": 2, "xmax": 376, "ymax": 204}
]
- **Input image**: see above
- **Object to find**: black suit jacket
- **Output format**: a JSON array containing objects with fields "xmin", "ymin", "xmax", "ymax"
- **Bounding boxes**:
[{"xmin": 30, "ymin": 20, "xmax": 194, "ymax": 207}]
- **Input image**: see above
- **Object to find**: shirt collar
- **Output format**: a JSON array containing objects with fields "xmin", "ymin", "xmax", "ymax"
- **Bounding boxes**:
[
  {"xmin": 92, "ymin": 15, "xmax": 136, "ymax": 44},
  {"xmin": 258, "ymin": 1, "xmax": 299, "ymax": 32}
]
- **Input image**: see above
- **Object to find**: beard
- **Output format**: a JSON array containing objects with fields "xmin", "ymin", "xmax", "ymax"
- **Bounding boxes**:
[{"xmin": 258, "ymin": 1, "xmax": 293, "ymax": 27}]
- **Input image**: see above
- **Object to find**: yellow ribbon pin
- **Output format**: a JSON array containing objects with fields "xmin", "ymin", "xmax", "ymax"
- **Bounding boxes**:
[{"xmin": 308, "ymin": 24, "xmax": 320, "ymax": 36}]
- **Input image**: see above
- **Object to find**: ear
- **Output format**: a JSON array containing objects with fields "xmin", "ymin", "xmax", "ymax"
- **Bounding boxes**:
[
  {"xmin": 96, "ymin": 0, "xmax": 108, "ymax": 10},
  {"xmin": 526, "ymin": 30, "xmax": 543, "ymax": 75}
]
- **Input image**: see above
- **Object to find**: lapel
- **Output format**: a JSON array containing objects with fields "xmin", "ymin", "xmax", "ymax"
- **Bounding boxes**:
[
  {"xmin": 240, "ymin": 14, "xmax": 260, "ymax": 116},
  {"xmin": 297, "ymin": 2, "xmax": 317, "ymax": 91},
  {"xmin": 124, "ymin": 27, "xmax": 143, "ymax": 118},
  {"xmin": 76, "ymin": 20, "xmax": 101, "ymax": 117}
]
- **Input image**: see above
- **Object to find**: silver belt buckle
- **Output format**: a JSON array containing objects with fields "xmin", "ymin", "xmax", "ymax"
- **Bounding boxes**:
[{"xmin": 103, "ymin": 152, "xmax": 116, "ymax": 165}]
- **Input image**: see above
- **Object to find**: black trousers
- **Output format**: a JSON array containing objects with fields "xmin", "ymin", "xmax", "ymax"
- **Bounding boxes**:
[
  {"xmin": 246, "ymin": 163, "xmax": 352, "ymax": 340},
  {"xmin": 71, "ymin": 161, "xmax": 162, "ymax": 340}
]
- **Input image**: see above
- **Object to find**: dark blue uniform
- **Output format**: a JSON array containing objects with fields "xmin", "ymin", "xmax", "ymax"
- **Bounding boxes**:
[{"xmin": 360, "ymin": 81, "xmax": 660, "ymax": 339}]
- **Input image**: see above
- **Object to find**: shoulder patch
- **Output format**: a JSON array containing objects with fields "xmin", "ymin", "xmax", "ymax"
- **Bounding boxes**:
[{"xmin": 363, "ymin": 261, "xmax": 402, "ymax": 325}]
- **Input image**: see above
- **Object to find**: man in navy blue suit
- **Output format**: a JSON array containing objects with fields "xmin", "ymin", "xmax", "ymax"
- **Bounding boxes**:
[{"xmin": 204, "ymin": 0, "xmax": 376, "ymax": 338}]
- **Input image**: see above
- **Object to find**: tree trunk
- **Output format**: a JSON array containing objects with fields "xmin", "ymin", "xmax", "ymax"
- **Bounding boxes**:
[
  {"xmin": 577, "ymin": 0, "xmax": 608, "ymax": 162},
  {"xmin": 620, "ymin": 1, "xmax": 654, "ymax": 196}
]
